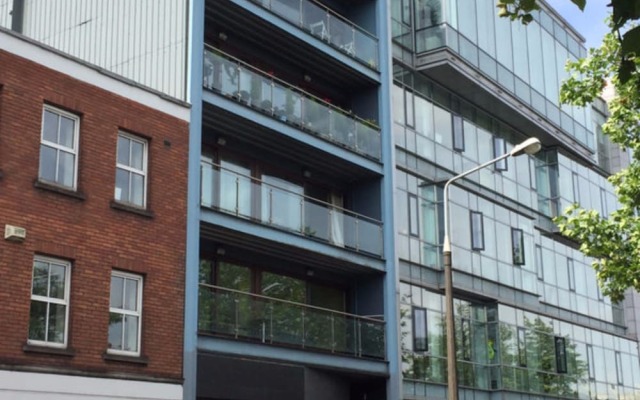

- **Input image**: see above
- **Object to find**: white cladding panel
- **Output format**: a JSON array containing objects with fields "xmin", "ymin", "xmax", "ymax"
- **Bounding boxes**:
[
  {"xmin": 0, "ymin": 370, "xmax": 183, "ymax": 400},
  {"xmin": 1, "ymin": 0, "xmax": 188, "ymax": 101}
]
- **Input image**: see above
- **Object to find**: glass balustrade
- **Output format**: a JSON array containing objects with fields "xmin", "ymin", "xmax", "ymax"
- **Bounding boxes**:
[
  {"xmin": 251, "ymin": 0, "xmax": 378, "ymax": 68},
  {"xmin": 198, "ymin": 284, "xmax": 386, "ymax": 359},
  {"xmin": 203, "ymin": 47, "xmax": 381, "ymax": 159},
  {"xmin": 201, "ymin": 160, "xmax": 384, "ymax": 257}
]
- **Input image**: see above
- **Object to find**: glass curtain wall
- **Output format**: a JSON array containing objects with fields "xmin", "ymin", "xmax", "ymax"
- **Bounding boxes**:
[
  {"xmin": 394, "ymin": 0, "xmax": 594, "ymax": 148},
  {"xmin": 400, "ymin": 283, "xmax": 640, "ymax": 398}
]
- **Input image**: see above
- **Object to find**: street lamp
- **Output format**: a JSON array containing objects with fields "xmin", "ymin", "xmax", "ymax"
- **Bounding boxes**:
[{"xmin": 442, "ymin": 137, "xmax": 541, "ymax": 400}]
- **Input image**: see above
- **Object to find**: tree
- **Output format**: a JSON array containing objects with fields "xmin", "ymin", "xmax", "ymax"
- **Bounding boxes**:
[
  {"xmin": 498, "ymin": 1, "xmax": 640, "ymax": 303},
  {"xmin": 497, "ymin": 0, "xmax": 640, "ymax": 85}
]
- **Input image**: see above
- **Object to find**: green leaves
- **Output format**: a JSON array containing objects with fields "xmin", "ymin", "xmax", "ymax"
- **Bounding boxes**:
[{"xmin": 570, "ymin": 0, "xmax": 587, "ymax": 11}]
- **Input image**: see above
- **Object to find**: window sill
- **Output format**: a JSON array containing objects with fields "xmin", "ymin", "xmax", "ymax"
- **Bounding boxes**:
[
  {"xmin": 110, "ymin": 201, "xmax": 154, "ymax": 219},
  {"xmin": 103, "ymin": 351, "xmax": 149, "ymax": 365},
  {"xmin": 34, "ymin": 180, "xmax": 86, "ymax": 200},
  {"xmin": 23, "ymin": 343, "xmax": 76, "ymax": 357}
]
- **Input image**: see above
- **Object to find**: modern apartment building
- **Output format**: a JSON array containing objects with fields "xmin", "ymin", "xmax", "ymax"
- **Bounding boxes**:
[
  {"xmin": 2, "ymin": 1, "xmax": 639, "ymax": 400},
  {"xmin": 390, "ymin": 1, "xmax": 640, "ymax": 399},
  {"xmin": 0, "ymin": 2, "xmax": 190, "ymax": 399}
]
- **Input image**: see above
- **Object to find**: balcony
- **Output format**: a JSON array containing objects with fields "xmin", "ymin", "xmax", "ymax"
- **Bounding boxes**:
[
  {"xmin": 203, "ymin": 47, "xmax": 381, "ymax": 160},
  {"xmin": 248, "ymin": 0, "xmax": 378, "ymax": 68},
  {"xmin": 198, "ymin": 284, "xmax": 386, "ymax": 359},
  {"xmin": 201, "ymin": 160, "xmax": 384, "ymax": 257}
]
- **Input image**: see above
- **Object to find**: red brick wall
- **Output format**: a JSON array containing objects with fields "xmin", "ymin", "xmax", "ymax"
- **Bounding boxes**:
[{"xmin": 0, "ymin": 49, "xmax": 188, "ymax": 382}]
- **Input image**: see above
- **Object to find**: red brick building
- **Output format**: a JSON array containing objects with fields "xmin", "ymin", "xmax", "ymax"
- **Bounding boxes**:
[{"xmin": 0, "ymin": 31, "xmax": 189, "ymax": 399}]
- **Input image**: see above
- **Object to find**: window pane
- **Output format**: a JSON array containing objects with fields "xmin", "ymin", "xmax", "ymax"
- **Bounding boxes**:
[
  {"xmin": 42, "ymin": 110, "xmax": 59, "ymax": 143},
  {"xmin": 567, "ymin": 259, "xmax": 575, "ymax": 291},
  {"xmin": 130, "ymin": 173, "xmax": 144, "ymax": 206},
  {"xmin": 555, "ymin": 336, "xmax": 567, "ymax": 373},
  {"xmin": 218, "ymin": 262, "xmax": 251, "ymax": 292},
  {"xmin": 494, "ymin": 137, "xmax": 507, "ymax": 171},
  {"xmin": 471, "ymin": 212, "xmax": 484, "ymax": 250},
  {"xmin": 47, "ymin": 303, "xmax": 66, "ymax": 343},
  {"xmin": 110, "ymin": 275, "xmax": 124, "ymax": 309},
  {"xmin": 261, "ymin": 272, "xmax": 305, "ymax": 303},
  {"xmin": 32, "ymin": 261, "xmax": 49, "ymax": 296},
  {"xmin": 124, "ymin": 315, "xmax": 139, "ymax": 352},
  {"xmin": 108, "ymin": 312, "xmax": 124, "ymax": 350},
  {"xmin": 39, "ymin": 145, "xmax": 57, "ymax": 183},
  {"xmin": 117, "ymin": 136, "xmax": 130, "ymax": 165},
  {"xmin": 49, "ymin": 263, "xmax": 66, "ymax": 299},
  {"xmin": 511, "ymin": 229, "xmax": 524, "ymax": 265},
  {"xmin": 409, "ymin": 195, "xmax": 419, "ymax": 236},
  {"xmin": 131, "ymin": 140, "xmax": 144, "ymax": 170},
  {"xmin": 413, "ymin": 307, "xmax": 428, "ymax": 351},
  {"xmin": 452, "ymin": 114, "xmax": 464, "ymax": 151},
  {"xmin": 28, "ymin": 300, "xmax": 47, "ymax": 341},
  {"xmin": 115, "ymin": 168, "xmax": 130, "ymax": 202},
  {"xmin": 59, "ymin": 116, "xmax": 75, "ymax": 148},
  {"xmin": 124, "ymin": 278, "xmax": 139, "ymax": 311},
  {"xmin": 58, "ymin": 151, "xmax": 75, "ymax": 187}
]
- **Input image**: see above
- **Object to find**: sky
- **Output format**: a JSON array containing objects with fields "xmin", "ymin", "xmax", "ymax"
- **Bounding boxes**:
[{"xmin": 545, "ymin": 0, "xmax": 611, "ymax": 49}]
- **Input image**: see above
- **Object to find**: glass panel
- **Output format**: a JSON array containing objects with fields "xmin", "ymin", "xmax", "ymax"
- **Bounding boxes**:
[
  {"xmin": 261, "ymin": 175, "xmax": 304, "ymax": 232},
  {"xmin": 59, "ymin": 116, "xmax": 75, "ymax": 148},
  {"xmin": 511, "ymin": 229, "xmax": 524, "ymax": 265},
  {"xmin": 47, "ymin": 303, "xmax": 66, "ymax": 343},
  {"xmin": 272, "ymin": 0, "xmax": 301, "ymax": 24},
  {"xmin": 308, "ymin": 283, "xmax": 344, "ymax": 311},
  {"xmin": 49, "ymin": 263, "xmax": 66, "ymax": 299},
  {"xmin": 42, "ymin": 110, "xmax": 59, "ymax": 143},
  {"xmin": 39, "ymin": 145, "xmax": 57, "ymax": 183},
  {"xmin": 124, "ymin": 278, "xmax": 138, "ymax": 311},
  {"xmin": 32, "ymin": 261, "xmax": 49, "ymax": 296},
  {"xmin": 131, "ymin": 140, "xmax": 144, "ymax": 170},
  {"xmin": 130, "ymin": 173, "xmax": 144, "ymax": 206},
  {"xmin": 117, "ymin": 136, "xmax": 130, "ymax": 165},
  {"xmin": 124, "ymin": 315, "xmax": 139, "ymax": 352},
  {"xmin": 413, "ymin": 307, "xmax": 428, "ymax": 351},
  {"xmin": 110, "ymin": 275, "xmax": 124, "ymax": 309},
  {"xmin": 115, "ymin": 168, "xmax": 130, "ymax": 203},
  {"xmin": 108, "ymin": 313, "xmax": 124, "ymax": 350},
  {"xmin": 219, "ymin": 160, "xmax": 252, "ymax": 217},
  {"xmin": 218, "ymin": 262, "xmax": 251, "ymax": 292},
  {"xmin": 58, "ymin": 151, "xmax": 75, "ymax": 187},
  {"xmin": 470, "ymin": 212, "xmax": 484, "ymax": 250},
  {"xmin": 261, "ymin": 272, "xmax": 305, "ymax": 303},
  {"xmin": 28, "ymin": 300, "xmax": 47, "ymax": 341}
]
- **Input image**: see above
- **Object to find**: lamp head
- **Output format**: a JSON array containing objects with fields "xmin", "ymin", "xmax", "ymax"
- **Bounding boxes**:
[{"xmin": 510, "ymin": 137, "xmax": 541, "ymax": 157}]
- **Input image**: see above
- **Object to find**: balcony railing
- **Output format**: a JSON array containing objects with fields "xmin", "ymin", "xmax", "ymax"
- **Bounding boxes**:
[
  {"xmin": 198, "ymin": 283, "xmax": 386, "ymax": 359},
  {"xmin": 250, "ymin": 0, "xmax": 378, "ymax": 68},
  {"xmin": 203, "ymin": 47, "xmax": 381, "ymax": 160},
  {"xmin": 201, "ymin": 160, "xmax": 384, "ymax": 257}
]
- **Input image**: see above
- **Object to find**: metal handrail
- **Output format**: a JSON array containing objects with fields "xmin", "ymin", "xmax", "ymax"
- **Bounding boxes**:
[
  {"xmin": 200, "ymin": 159, "xmax": 383, "ymax": 226},
  {"xmin": 203, "ymin": 45, "xmax": 380, "ymax": 131},
  {"xmin": 199, "ymin": 282, "xmax": 385, "ymax": 324}
]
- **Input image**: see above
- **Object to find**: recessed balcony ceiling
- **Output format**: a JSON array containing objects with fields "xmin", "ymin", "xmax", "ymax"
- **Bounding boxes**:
[{"xmin": 205, "ymin": 0, "xmax": 377, "ymax": 91}]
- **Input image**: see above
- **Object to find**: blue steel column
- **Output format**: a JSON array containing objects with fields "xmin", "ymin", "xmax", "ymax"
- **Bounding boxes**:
[
  {"xmin": 183, "ymin": 0, "xmax": 204, "ymax": 399},
  {"xmin": 378, "ymin": 0, "xmax": 401, "ymax": 399}
]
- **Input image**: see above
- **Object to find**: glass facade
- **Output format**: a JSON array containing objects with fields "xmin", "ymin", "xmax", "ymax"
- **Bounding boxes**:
[
  {"xmin": 392, "ymin": 0, "xmax": 594, "ymax": 149},
  {"xmin": 400, "ymin": 284, "xmax": 640, "ymax": 398},
  {"xmin": 391, "ymin": 11, "xmax": 630, "ymax": 397}
]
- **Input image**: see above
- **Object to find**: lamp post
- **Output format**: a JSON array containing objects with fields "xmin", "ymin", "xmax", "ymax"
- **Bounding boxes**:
[{"xmin": 442, "ymin": 137, "xmax": 541, "ymax": 400}]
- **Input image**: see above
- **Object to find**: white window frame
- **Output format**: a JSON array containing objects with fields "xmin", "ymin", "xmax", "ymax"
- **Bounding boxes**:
[
  {"xmin": 39, "ymin": 105, "xmax": 80, "ymax": 190},
  {"xmin": 28, "ymin": 256, "xmax": 71, "ymax": 348},
  {"xmin": 115, "ymin": 132, "xmax": 148, "ymax": 208},
  {"xmin": 108, "ymin": 271, "xmax": 143, "ymax": 356}
]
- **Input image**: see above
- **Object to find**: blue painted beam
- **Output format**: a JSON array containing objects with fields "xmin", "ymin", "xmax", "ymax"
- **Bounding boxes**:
[
  {"xmin": 197, "ymin": 336, "xmax": 389, "ymax": 376},
  {"xmin": 183, "ymin": 1, "xmax": 205, "ymax": 399},
  {"xmin": 202, "ymin": 91, "xmax": 383, "ymax": 174},
  {"xmin": 201, "ymin": 209, "xmax": 386, "ymax": 272},
  {"xmin": 376, "ymin": 0, "xmax": 402, "ymax": 398}
]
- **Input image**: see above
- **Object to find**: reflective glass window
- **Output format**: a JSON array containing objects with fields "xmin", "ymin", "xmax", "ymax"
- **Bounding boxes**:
[
  {"xmin": 511, "ymin": 228, "xmax": 524, "ymax": 265},
  {"xmin": 452, "ymin": 114, "xmax": 464, "ymax": 151},
  {"xmin": 555, "ymin": 336, "xmax": 567, "ymax": 373},
  {"xmin": 470, "ymin": 211, "xmax": 484, "ymax": 250},
  {"xmin": 413, "ymin": 306, "xmax": 428, "ymax": 351},
  {"xmin": 493, "ymin": 137, "xmax": 507, "ymax": 171}
]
